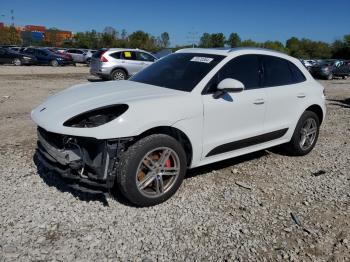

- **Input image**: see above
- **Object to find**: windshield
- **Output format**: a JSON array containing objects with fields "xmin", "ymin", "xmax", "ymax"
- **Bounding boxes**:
[{"xmin": 130, "ymin": 53, "xmax": 225, "ymax": 92}]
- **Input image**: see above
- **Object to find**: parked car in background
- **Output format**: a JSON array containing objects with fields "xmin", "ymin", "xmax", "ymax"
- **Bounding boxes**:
[
  {"xmin": 83, "ymin": 49, "xmax": 97, "ymax": 65},
  {"xmin": 0, "ymin": 47, "xmax": 37, "ymax": 66},
  {"xmin": 90, "ymin": 48, "xmax": 158, "ymax": 80},
  {"xmin": 64, "ymin": 49, "xmax": 88, "ymax": 64},
  {"xmin": 8, "ymin": 46, "xmax": 22, "ymax": 52},
  {"xmin": 32, "ymin": 47, "xmax": 326, "ymax": 206},
  {"xmin": 301, "ymin": 59, "xmax": 316, "ymax": 71},
  {"xmin": 310, "ymin": 59, "xmax": 350, "ymax": 80},
  {"xmin": 45, "ymin": 48, "xmax": 74, "ymax": 64},
  {"xmin": 21, "ymin": 48, "xmax": 71, "ymax": 66}
]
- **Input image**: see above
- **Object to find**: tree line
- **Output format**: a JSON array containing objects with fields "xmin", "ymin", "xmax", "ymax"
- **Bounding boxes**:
[
  {"xmin": 64, "ymin": 27, "xmax": 170, "ymax": 52},
  {"xmin": 1, "ymin": 25, "xmax": 349, "ymax": 59},
  {"xmin": 199, "ymin": 32, "xmax": 350, "ymax": 59}
]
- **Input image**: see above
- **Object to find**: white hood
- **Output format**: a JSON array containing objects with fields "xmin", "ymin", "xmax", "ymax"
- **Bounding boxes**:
[{"xmin": 31, "ymin": 80, "xmax": 199, "ymax": 139}]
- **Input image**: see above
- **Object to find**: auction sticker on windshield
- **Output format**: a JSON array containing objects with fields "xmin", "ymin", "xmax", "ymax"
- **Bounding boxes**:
[{"xmin": 190, "ymin": 57, "xmax": 214, "ymax": 63}]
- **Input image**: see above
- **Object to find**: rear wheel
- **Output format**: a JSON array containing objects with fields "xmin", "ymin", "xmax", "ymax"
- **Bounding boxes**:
[
  {"xmin": 51, "ymin": 60, "xmax": 59, "ymax": 67},
  {"xmin": 110, "ymin": 69, "xmax": 127, "ymax": 80},
  {"xmin": 284, "ymin": 111, "xmax": 320, "ymax": 156},
  {"xmin": 342, "ymin": 75, "xmax": 348, "ymax": 79},
  {"xmin": 327, "ymin": 73, "xmax": 333, "ymax": 80},
  {"xmin": 13, "ymin": 58, "xmax": 21, "ymax": 66},
  {"xmin": 115, "ymin": 134, "xmax": 187, "ymax": 206}
]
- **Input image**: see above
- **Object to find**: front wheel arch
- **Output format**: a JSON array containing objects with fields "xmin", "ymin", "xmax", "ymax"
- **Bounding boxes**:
[{"xmin": 132, "ymin": 126, "xmax": 193, "ymax": 167}]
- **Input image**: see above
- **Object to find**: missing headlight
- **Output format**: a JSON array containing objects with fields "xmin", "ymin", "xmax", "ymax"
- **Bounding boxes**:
[{"xmin": 63, "ymin": 104, "xmax": 128, "ymax": 128}]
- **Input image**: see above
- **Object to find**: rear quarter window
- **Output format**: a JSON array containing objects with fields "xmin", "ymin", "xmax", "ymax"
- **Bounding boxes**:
[
  {"xmin": 288, "ymin": 61, "xmax": 306, "ymax": 83},
  {"xmin": 110, "ymin": 52, "xmax": 121, "ymax": 59},
  {"xmin": 262, "ymin": 55, "xmax": 294, "ymax": 87}
]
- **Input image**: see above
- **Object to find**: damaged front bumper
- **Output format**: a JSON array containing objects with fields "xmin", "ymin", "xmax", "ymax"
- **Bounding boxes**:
[{"xmin": 36, "ymin": 127, "xmax": 132, "ymax": 189}]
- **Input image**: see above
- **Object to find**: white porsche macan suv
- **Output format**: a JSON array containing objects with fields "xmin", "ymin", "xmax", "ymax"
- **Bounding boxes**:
[{"xmin": 32, "ymin": 47, "xmax": 326, "ymax": 206}]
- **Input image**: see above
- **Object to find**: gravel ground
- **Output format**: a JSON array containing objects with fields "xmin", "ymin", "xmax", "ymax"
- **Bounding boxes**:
[{"xmin": 0, "ymin": 65, "xmax": 349, "ymax": 261}]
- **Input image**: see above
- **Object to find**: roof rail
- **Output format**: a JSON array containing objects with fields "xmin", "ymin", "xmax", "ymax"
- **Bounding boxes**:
[{"xmin": 228, "ymin": 46, "xmax": 287, "ymax": 55}]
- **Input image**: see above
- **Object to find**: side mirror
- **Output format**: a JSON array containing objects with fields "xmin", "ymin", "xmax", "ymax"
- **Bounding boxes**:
[{"xmin": 213, "ymin": 78, "xmax": 245, "ymax": 99}]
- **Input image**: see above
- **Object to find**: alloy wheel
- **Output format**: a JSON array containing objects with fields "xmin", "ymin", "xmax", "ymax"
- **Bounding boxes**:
[
  {"xmin": 13, "ymin": 58, "xmax": 21, "ymax": 66},
  {"xmin": 113, "ymin": 71, "xmax": 126, "ymax": 80},
  {"xmin": 136, "ymin": 147, "xmax": 180, "ymax": 198},
  {"xmin": 299, "ymin": 118, "xmax": 317, "ymax": 151}
]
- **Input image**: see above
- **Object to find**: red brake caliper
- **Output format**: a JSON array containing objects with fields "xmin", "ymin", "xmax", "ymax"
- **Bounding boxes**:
[{"xmin": 165, "ymin": 158, "xmax": 171, "ymax": 168}]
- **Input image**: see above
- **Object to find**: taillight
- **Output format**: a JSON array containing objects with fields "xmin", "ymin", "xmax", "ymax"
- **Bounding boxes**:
[
  {"xmin": 100, "ymin": 51, "xmax": 108, "ymax": 62},
  {"xmin": 100, "ymin": 56, "xmax": 108, "ymax": 62}
]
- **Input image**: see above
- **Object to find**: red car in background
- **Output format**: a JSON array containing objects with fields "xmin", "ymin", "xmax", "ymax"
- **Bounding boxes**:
[{"xmin": 46, "ymin": 48, "xmax": 75, "ymax": 65}]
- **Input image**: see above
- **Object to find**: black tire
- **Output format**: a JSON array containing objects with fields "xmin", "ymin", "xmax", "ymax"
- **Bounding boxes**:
[
  {"xmin": 51, "ymin": 60, "xmax": 59, "ymax": 67},
  {"xmin": 326, "ymin": 73, "xmax": 333, "ymax": 80},
  {"xmin": 115, "ymin": 134, "xmax": 187, "ymax": 207},
  {"xmin": 342, "ymin": 75, "xmax": 348, "ymax": 79},
  {"xmin": 13, "ymin": 58, "xmax": 21, "ymax": 66},
  {"xmin": 283, "ymin": 111, "xmax": 320, "ymax": 156},
  {"xmin": 110, "ymin": 69, "xmax": 127, "ymax": 80}
]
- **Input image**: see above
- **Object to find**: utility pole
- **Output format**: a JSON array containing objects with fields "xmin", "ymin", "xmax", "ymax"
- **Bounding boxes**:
[
  {"xmin": 10, "ymin": 9, "xmax": 14, "ymax": 26},
  {"xmin": 186, "ymin": 30, "xmax": 198, "ymax": 48}
]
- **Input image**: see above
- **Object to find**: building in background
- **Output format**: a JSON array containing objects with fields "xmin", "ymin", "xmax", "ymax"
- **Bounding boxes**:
[
  {"xmin": 24, "ymin": 25, "xmax": 46, "ymax": 33},
  {"xmin": 0, "ymin": 22, "xmax": 72, "ymax": 46}
]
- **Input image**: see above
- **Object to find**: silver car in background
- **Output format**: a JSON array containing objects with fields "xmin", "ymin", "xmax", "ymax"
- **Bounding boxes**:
[
  {"xmin": 64, "ymin": 49, "xmax": 87, "ymax": 63},
  {"xmin": 90, "ymin": 48, "xmax": 157, "ymax": 80}
]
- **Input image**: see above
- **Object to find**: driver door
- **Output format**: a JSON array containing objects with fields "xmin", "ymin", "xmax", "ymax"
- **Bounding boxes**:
[{"xmin": 202, "ymin": 55, "xmax": 267, "ymax": 158}]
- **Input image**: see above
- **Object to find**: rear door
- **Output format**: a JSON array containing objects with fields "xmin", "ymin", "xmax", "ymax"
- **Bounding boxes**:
[
  {"xmin": 74, "ymin": 49, "xmax": 85, "ymax": 62},
  {"xmin": 261, "ymin": 55, "xmax": 308, "ymax": 134},
  {"xmin": 120, "ymin": 51, "xmax": 144, "ymax": 75},
  {"xmin": 67, "ymin": 49, "xmax": 79, "ymax": 62},
  {"xmin": 35, "ymin": 49, "xmax": 49, "ymax": 64}
]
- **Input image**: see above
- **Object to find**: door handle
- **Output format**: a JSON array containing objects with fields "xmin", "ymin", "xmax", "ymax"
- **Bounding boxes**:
[
  {"xmin": 253, "ymin": 99, "xmax": 265, "ymax": 105},
  {"xmin": 297, "ymin": 93, "xmax": 306, "ymax": 98}
]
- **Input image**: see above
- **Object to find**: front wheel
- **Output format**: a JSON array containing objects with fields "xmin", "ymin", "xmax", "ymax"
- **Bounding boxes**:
[
  {"xmin": 115, "ymin": 134, "xmax": 187, "ymax": 206},
  {"xmin": 51, "ymin": 60, "xmax": 59, "ymax": 67},
  {"xmin": 327, "ymin": 73, "xmax": 333, "ymax": 80},
  {"xmin": 284, "ymin": 111, "xmax": 320, "ymax": 156},
  {"xmin": 13, "ymin": 58, "xmax": 21, "ymax": 66}
]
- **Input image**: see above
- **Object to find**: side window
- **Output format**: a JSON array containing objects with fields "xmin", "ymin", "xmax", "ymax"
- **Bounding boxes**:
[
  {"xmin": 76, "ymin": 50, "xmax": 83, "ymax": 54},
  {"xmin": 110, "ymin": 52, "xmax": 121, "ymax": 59},
  {"xmin": 206, "ymin": 55, "xmax": 260, "ymax": 93},
  {"xmin": 261, "ymin": 56, "xmax": 293, "ymax": 87},
  {"xmin": 37, "ymin": 50, "xmax": 47, "ymax": 56},
  {"xmin": 25, "ymin": 48, "xmax": 34, "ymax": 54},
  {"xmin": 121, "ymin": 51, "xmax": 136, "ymax": 60},
  {"xmin": 0, "ymin": 48, "xmax": 5, "ymax": 55},
  {"xmin": 288, "ymin": 61, "xmax": 306, "ymax": 83},
  {"xmin": 136, "ymin": 52, "xmax": 156, "ymax": 62}
]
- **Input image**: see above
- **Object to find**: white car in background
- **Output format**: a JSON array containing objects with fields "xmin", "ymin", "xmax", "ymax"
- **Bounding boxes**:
[
  {"xmin": 32, "ymin": 47, "xmax": 326, "ymax": 206},
  {"xmin": 90, "ymin": 48, "xmax": 158, "ymax": 80}
]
